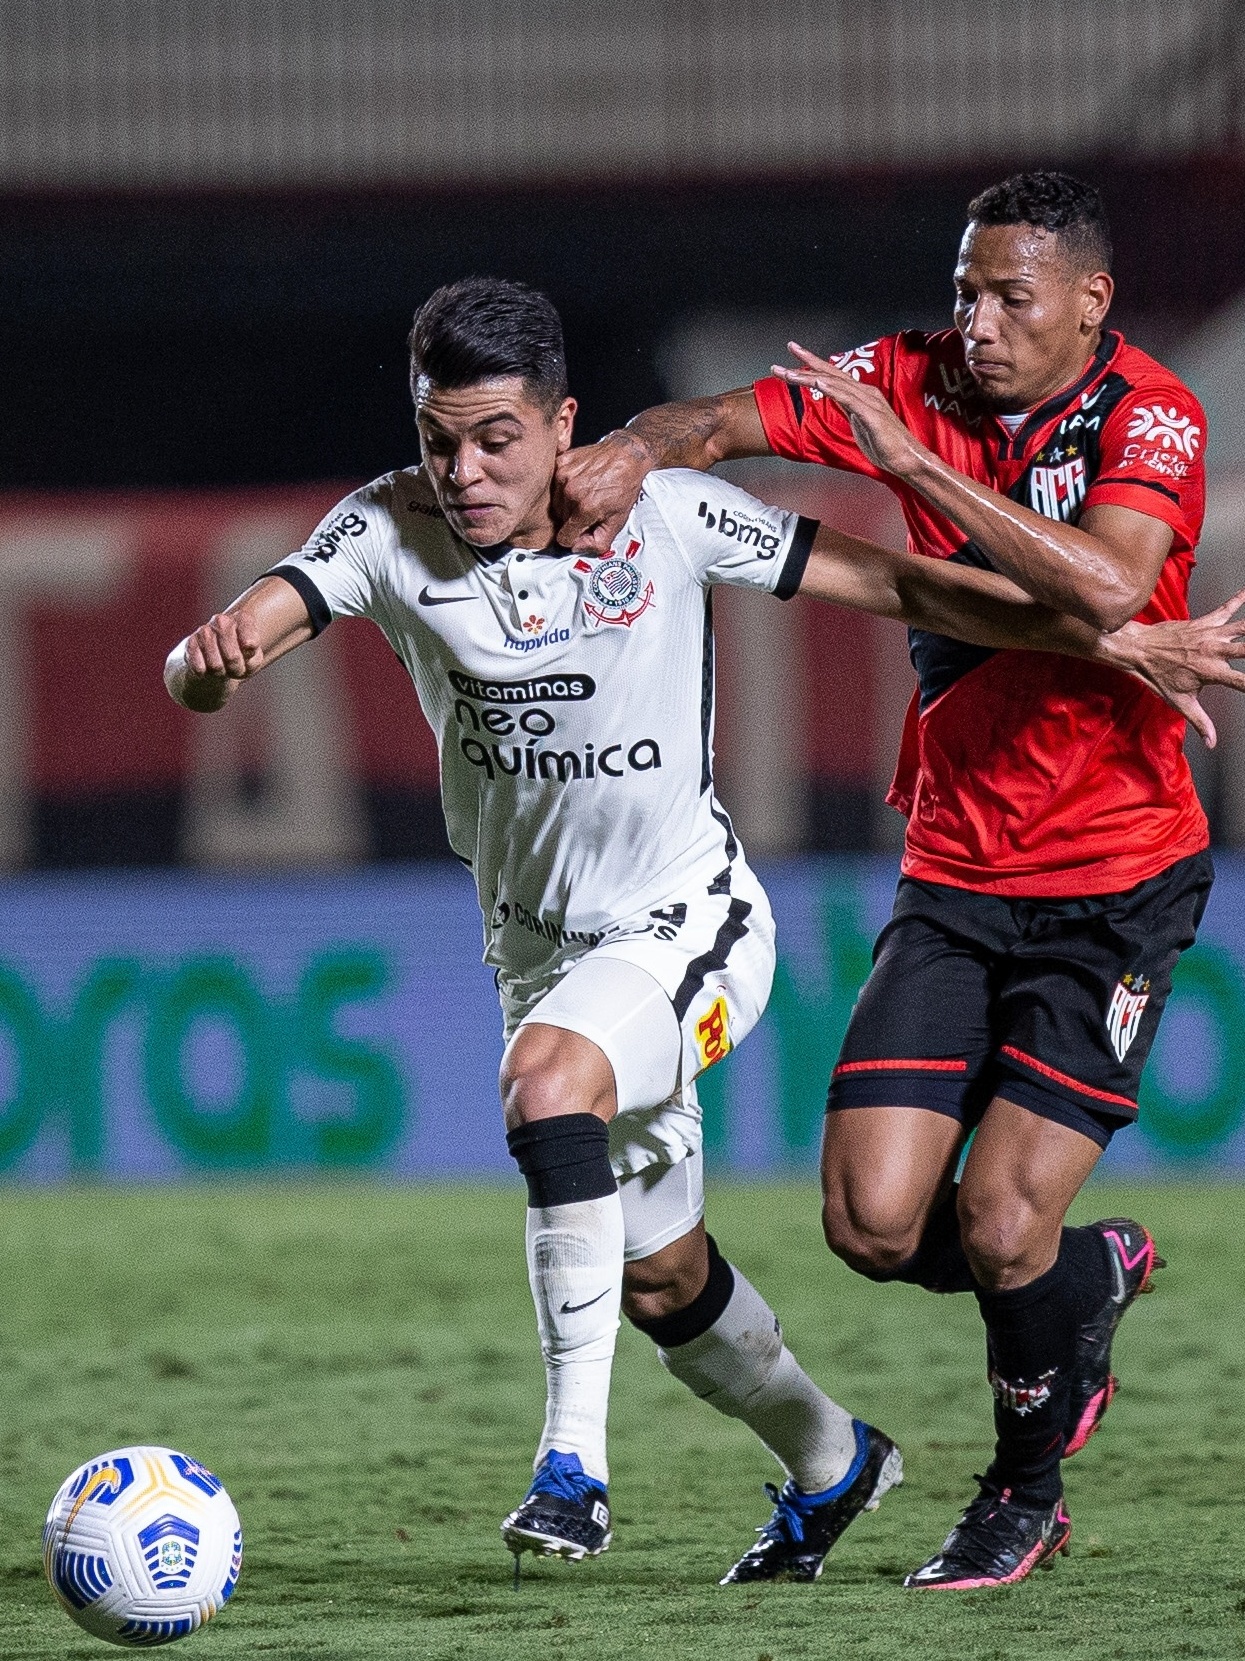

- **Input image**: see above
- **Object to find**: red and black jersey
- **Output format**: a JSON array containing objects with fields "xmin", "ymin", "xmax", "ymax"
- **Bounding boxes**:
[{"xmin": 754, "ymin": 328, "xmax": 1210, "ymax": 898}]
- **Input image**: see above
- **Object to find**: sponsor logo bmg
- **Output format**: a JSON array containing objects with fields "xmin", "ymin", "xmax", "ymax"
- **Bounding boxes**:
[
  {"xmin": 302, "ymin": 511, "xmax": 367, "ymax": 562},
  {"xmin": 696, "ymin": 501, "xmax": 782, "ymax": 557}
]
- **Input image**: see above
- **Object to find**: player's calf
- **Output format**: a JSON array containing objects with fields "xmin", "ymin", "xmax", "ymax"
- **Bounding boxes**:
[{"xmin": 628, "ymin": 1232, "xmax": 902, "ymax": 1583}]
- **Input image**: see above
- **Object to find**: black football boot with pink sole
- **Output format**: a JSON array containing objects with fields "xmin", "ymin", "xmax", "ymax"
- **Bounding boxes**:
[
  {"xmin": 1065, "ymin": 1218, "xmax": 1164, "ymax": 1459},
  {"xmin": 904, "ymin": 1479, "xmax": 1071, "ymax": 1589}
]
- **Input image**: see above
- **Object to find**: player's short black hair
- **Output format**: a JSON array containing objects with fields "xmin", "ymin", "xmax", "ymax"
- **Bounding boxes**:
[
  {"xmin": 408, "ymin": 277, "xmax": 568, "ymax": 415},
  {"xmin": 966, "ymin": 171, "xmax": 1112, "ymax": 273}
]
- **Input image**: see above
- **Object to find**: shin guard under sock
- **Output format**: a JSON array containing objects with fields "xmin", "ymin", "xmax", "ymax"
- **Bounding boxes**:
[
  {"xmin": 1057, "ymin": 1222, "xmax": 1113, "ymax": 1319},
  {"xmin": 633, "ymin": 1236, "xmax": 859, "ymax": 1492},
  {"xmin": 974, "ymin": 1256, "xmax": 1078, "ymax": 1505},
  {"xmin": 508, "ymin": 1115, "xmax": 623, "ymax": 1485}
]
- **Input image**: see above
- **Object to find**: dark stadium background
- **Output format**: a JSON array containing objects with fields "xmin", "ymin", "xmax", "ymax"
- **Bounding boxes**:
[{"xmin": 1, "ymin": 3, "xmax": 1243, "ymax": 1177}]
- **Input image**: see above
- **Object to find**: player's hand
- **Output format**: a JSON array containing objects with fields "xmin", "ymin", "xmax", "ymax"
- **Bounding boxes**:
[
  {"xmin": 1105, "ymin": 589, "xmax": 1245, "ymax": 748},
  {"xmin": 185, "ymin": 611, "xmax": 266, "ymax": 682},
  {"xmin": 771, "ymin": 343, "xmax": 931, "ymax": 480},
  {"xmin": 169, "ymin": 612, "xmax": 266, "ymax": 712},
  {"xmin": 554, "ymin": 429, "xmax": 653, "ymax": 553}
]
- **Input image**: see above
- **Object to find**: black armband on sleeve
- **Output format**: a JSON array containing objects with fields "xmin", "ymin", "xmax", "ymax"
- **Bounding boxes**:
[
  {"xmin": 264, "ymin": 566, "xmax": 333, "ymax": 636},
  {"xmin": 774, "ymin": 515, "xmax": 818, "ymax": 600}
]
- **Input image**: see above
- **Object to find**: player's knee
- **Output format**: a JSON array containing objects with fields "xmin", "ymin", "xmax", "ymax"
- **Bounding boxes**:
[
  {"xmin": 500, "ymin": 1026, "xmax": 613, "ymax": 1130},
  {"xmin": 956, "ymin": 1186, "xmax": 1042, "ymax": 1287},
  {"xmin": 621, "ymin": 1227, "xmax": 710, "ymax": 1324},
  {"xmin": 621, "ymin": 1259, "xmax": 684, "ymax": 1325},
  {"xmin": 501, "ymin": 1058, "xmax": 575, "ymax": 1128},
  {"xmin": 820, "ymin": 1194, "xmax": 923, "ymax": 1277}
]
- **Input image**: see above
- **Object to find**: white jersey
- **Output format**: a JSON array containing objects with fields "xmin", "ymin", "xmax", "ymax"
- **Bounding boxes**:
[{"xmin": 271, "ymin": 465, "xmax": 816, "ymax": 983}]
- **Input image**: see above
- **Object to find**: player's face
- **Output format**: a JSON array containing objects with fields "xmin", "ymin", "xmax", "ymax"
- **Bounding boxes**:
[
  {"xmin": 953, "ymin": 223, "xmax": 1114, "ymax": 413},
  {"xmin": 416, "ymin": 377, "xmax": 576, "ymax": 548}
]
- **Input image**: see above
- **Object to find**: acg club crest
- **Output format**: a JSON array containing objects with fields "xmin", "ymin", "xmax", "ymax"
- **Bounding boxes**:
[
  {"xmin": 579, "ymin": 540, "xmax": 655, "ymax": 629},
  {"xmin": 1106, "ymin": 971, "xmax": 1150, "ymax": 1063}
]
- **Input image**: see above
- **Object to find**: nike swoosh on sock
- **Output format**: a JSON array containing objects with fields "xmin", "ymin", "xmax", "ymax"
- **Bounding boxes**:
[{"xmin": 560, "ymin": 1289, "xmax": 610, "ymax": 1314}]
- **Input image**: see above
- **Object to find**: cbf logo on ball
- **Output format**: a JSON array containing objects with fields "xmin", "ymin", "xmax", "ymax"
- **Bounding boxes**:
[{"xmin": 580, "ymin": 540, "xmax": 655, "ymax": 629}]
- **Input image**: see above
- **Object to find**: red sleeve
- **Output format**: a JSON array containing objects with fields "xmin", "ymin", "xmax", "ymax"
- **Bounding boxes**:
[
  {"xmin": 1081, "ymin": 382, "xmax": 1206, "ymax": 551},
  {"xmin": 753, "ymin": 336, "xmax": 897, "ymax": 479}
]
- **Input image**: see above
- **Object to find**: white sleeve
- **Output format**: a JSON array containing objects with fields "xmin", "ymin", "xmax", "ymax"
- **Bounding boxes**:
[
  {"xmin": 643, "ymin": 468, "xmax": 818, "ymax": 598},
  {"xmin": 266, "ymin": 486, "xmax": 387, "ymax": 631}
]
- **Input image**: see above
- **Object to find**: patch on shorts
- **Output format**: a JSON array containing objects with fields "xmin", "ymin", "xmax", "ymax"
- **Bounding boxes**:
[
  {"xmin": 1106, "ymin": 972, "xmax": 1150, "ymax": 1063},
  {"xmin": 695, "ymin": 995, "xmax": 732, "ymax": 1070}
]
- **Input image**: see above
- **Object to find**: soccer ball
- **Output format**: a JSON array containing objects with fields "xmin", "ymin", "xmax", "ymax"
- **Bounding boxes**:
[{"xmin": 43, "ymin": 1446, "xmax": 242, "ymax": 1647}]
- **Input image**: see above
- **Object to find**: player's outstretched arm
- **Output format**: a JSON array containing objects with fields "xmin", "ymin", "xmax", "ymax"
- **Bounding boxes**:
[
  {"xmin": 554, "ymin": 386, "xmax": 770, "ymax": 553},
  {"xmin": 798, "ymin": 528, "xmax": 1245, "ymax": 747},
  {"xmin": 773, "ymin": 345, "xmax": 1171, "ymax": 632},
  {"xmin": 164, "ymin": 576, "xmax": 316, "ymax": 713}
]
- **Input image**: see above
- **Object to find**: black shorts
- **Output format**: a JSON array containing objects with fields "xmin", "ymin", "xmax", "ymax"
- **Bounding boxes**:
[{"xmin": 826, "ymin": 850, "xmax": 1214, "ymax": 1149}]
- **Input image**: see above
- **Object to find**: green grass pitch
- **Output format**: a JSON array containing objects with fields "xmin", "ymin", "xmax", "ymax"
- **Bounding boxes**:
[{"xmin": 1, "ymin": 1181, "xmax": 1241, "ymax": 1660}]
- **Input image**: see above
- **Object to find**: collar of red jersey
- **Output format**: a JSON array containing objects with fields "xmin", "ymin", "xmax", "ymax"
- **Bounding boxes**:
[{"xmin": 991, "ymin": 330, "xmax": 1120, "ymax": 455}]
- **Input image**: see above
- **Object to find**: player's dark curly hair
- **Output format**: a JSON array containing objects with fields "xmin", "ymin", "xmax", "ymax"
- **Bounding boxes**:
[
  {"xmin": 967, "ymin": 171, "xmax": 1112, "ymax": 273},
  {"xmin": 409, "ymin": 277, "xmax": 568, "ymax": 415}
]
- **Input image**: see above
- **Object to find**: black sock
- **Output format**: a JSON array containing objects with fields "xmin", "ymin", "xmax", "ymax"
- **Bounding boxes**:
[
  {"xmin": 899, "ymin": 1185, "xmax": 976, "ymax": 1293},
  {"xmin": 858, "ymin": 1185, "xmax": 976, "ymax": 1294},
  {"xmin": 1057, "ymin": 1222, "xmax": 1112, "ymax": 1320},
  {"xmin": 974, "ymin": 1256, "xmax": 1079, "ymax": 1505}
]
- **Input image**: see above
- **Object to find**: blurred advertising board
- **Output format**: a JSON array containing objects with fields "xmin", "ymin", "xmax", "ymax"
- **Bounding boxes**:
[{"xmin": 0, "ymin": 857, "xmax": 1242, "ymax": 1182}]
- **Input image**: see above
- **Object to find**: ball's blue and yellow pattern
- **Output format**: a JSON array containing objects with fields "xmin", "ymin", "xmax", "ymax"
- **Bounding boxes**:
[{"xmin": 43, "ymin": 1446, "xmax": 242, "ymax": 1647}]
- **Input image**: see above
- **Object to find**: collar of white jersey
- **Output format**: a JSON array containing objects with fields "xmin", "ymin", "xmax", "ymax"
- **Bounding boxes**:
[{"xmin": 469, "ymin": 539, "xmax": 565, "ymax": 566}]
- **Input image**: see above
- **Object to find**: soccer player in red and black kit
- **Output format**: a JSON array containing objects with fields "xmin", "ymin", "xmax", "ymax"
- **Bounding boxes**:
[{"xmin": 554, "ymin": 172, "xmax": 1245, "ymax": 1587}]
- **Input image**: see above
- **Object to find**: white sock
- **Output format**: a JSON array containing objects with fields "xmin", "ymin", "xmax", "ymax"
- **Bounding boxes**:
[
  {"xmin": 526, "ymin": 1194, "xmax": 625, "ymax": 1485},
  {"xmin": 657, "ymin": 1266, "xmax": 859, "ymax": 1493}
]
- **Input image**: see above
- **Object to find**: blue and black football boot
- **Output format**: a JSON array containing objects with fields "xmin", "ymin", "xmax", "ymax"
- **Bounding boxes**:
[
  {"xmin": 501, "ymin": 1450, "xmax": 612, "ymax": 1562},
  {"xmin": 720, "ymin": 1420, "xmax": 903, "ymax": 1584},
  {"xmin": 1065, "ymin": 1218, "xmax": 1164, "ymax": 1458}
]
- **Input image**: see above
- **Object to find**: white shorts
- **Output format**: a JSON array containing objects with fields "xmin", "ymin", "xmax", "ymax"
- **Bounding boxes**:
[
  {"xmin": 499, "ymin": 860, "xmax": 776, "ymax": 1188},
  {"xmin": 618, "ymin": 1148, "xmax": 705, "ymax": 1262}
]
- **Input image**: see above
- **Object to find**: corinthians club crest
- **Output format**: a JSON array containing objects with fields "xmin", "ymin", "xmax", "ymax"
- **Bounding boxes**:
[
  {"xmin": 577, "ymin": 540, "xmax": 655, "ymax": 629},
  {"xmin": 1106, "ymin": 971, "xmax": 1151, "ymax": 1063}
]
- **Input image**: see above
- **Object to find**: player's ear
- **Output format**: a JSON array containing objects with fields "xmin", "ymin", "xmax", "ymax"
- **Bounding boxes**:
[
  {"xmin": 1082, "ymin": 270, "xmax": 1113, "ymax": 332},
  {"xmin": 554, "ymin": 397, "xmax": 577, "ymax": 451}
]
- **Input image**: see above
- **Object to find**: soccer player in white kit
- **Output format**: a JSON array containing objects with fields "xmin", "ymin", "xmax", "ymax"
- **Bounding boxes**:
[{"xmin": 165, "ymin": 278, "xmax": 1243, "ymax": 1585}]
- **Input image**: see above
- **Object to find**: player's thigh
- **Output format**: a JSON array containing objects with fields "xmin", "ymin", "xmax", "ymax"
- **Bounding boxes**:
[
  {"xmin": 619, "ymin": 1153, "xmax": 708, "ymax": 1320},
  {"xmin": 506, "ymin": 873, "xmax": 773, "ymax": 1180},
  {"xmin": 619, "ymin": 1148, "xmax": 705, "ymax": 1264},
  {"xmin": 822, "ymin": 897, "xmax": 994, "ymax": 1248},
  {"xmin": 592, "ymin": 863, "xmax": 777, "ymax": 1096},
  {"xmin": 507, "ymin": 954, "xmax": 683, "ymax": 1121},
  {"xmin": 989, "ymin": 850, "xmax": 1215, "ymax": 1150}
]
